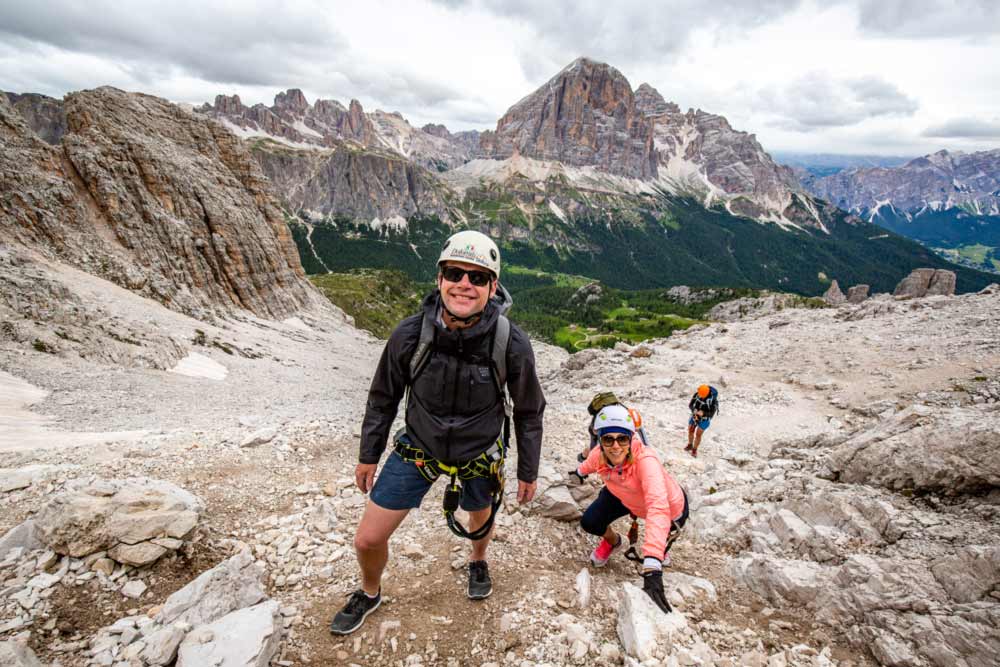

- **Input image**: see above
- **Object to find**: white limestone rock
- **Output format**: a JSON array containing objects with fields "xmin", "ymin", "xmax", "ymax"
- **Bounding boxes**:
[
  {"xmin": 157, "ymin": 548, "xmax": 266, "ymax": 627},
  {"xmin": 34, "ymin": 478, "xmax": 202, "ymax": 563},
  {"xmin": 140, "ymin": 626, "xmax": 186, "ymax": 666},
  {"xmin": 176, "ymin": 600, "xmax": 282, "ymax": 667},
  {"xmin": 0, "ymin": 641, "xmax": 45, "ymax": 667},
  {"xmin": 0, "ymin": 520, "xmax": 44, "ymax": 559},
  {"xmin": 616, "ymin": 582, "xmax": 689, "ymax": 662}
]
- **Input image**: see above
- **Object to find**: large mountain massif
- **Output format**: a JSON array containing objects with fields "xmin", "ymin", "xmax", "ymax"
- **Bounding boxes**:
[
  {"xmin": 193, "ymin": 58, "xmax": 992, "ymax": 294},
  {"xmin": 799, "ymin": 149, "xmax": 1000, "ymax": 273}
]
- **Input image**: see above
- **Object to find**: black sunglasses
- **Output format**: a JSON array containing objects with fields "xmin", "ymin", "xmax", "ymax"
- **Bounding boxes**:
[{"xmin": 440, "ymin": 266, "xmax": 493, "ymax": 287}]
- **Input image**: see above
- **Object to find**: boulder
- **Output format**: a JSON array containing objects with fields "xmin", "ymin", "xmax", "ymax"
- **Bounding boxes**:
[
  {"xmin": 926, "ymin": 269, "xmax": 956, "ymax": 296},
  {"xmin": 0, "ymin": 641, "xmax": 45, "ymax": 667},
  {"xmin": 893, "ymin": 268, "xmax": 956, "ymax": 299},
  {"xmin": 822, "ymin": 280, "xmax": 846, "ymax": 306},
  {"xmin": 0, "ymin": 520, "xmax": 44, "ymax": 559},
  {"xmin": 846, "ymin": 284, "xmax": 869, "ymax": 303},
  {"xmin": 616, "ymin": 582, "xmax": 688, "ymax": 661},
  {"xmin": 157, "ymin": 547, "xmax": 266, "ymax": 627},
  {"xmin": 140, "ymin": 626, "xmax": 187, "ymax": 666},
  {"xmin": 534, "ymin": 484, "xmax": 583, "ymax": 521},
  {"xmin": 176, "ymin": 600, "xmax": 282, "ymax": 667},
  {"xmin": 893, "ymin": 268, "xmax": 936, "ymax": 298},
  {"xmin": 34, "ymin": 478, "xmax": 202, "ymax": 564}
]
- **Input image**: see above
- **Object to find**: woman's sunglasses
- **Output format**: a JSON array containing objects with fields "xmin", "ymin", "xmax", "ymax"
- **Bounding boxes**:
[
  {"xmin": 600, "ymin": 434, "xmax": 631, "ymax": 449},
  {"xmin": 440, "ymin": 266, "xmax": 493, "ymax": 287}
]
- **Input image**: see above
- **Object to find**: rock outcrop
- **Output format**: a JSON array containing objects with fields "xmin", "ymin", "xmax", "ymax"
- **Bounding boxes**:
[
  {"xmin": 893, "ymin": 268, "xmax": 957, "ymax": 298},
  {"xmin": 846, "ymin": 284, "xmax": 870, "ymax": 303},
  {"xmin": 2, "ymin": 88, "xmax": 320, "ymax": 321},
  {"xmin": 34, "ymin": 478, "xmax": 203, "ymax": 565},
  {"xmin": 827, "ymin": 405, "xmax": 1000, "ymax": 494},
  {"xmin": 484, "ymin": 57, "xmax": 658, "ymax": 179},
  {"xmin": 822, "ymin": 280, "xmax": 846, "ymax": 305}
]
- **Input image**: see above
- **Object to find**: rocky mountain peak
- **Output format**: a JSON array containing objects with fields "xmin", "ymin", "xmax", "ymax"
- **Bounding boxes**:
[
  {"xmin": 273, "ymin": 88, "xmax": 309, "ymax": 113},
  {"xmin": 421, "ymin": 123, "xmax": 451, "ymax": 139},
  {"xmin": 213, "ymin": 94, "xmax": 245, "ymax": 116},
  {"xmin": 313, "ymin": 98, "xmax": 347, "ymax": 115},
  {"xmin": 634, "ymin": 83, "xmax": 680, "ymax": 117},
  {"xmin": 485, "ymin": 57, "xmax": 657, "ymax": 178}
]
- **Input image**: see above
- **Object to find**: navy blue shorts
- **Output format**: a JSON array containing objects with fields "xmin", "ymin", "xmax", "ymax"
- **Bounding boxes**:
[{"xmin": 369, "ymin": 451, "xmax": 493, "ymax": 512}]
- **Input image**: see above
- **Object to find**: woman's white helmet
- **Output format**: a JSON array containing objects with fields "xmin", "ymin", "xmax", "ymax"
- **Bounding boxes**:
[
  {"xmin": 438, "ymin": 230, "xmax": 501, "ymax": 279},
  {"xmin": 593, "ymin": 404, "xmax": 636, "ymax": 435}
]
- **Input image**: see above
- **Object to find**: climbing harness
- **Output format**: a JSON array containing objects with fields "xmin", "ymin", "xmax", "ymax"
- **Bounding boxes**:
[{"xmin": 393, "ymin": 430, "xmax": 506, "ymax": 540}]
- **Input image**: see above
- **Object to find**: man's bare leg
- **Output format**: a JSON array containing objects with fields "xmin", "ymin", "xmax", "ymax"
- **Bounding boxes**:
[
  {"xmin": 692, "ymin": 427, "xmax": 704, "ymax": 456},
  {"xmin": 468, "ymin": 506, "xmax": 494, "ymax": 562},
  {"xmin": 686, "ymin": 423, "xmax": 696, "ymax": 449},
  {"xmin": 354, "ymin": 500, "xmax": 410, "ymax": 595}
]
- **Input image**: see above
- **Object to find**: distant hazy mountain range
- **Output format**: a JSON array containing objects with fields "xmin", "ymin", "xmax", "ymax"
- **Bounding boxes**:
[
  {"xmin": 793, "ymin": 149, "xmax": 1000, "ymax": 274},
  {"xmin": 774, "ymin": 152, "xmax": 911, "ymax": 178}
]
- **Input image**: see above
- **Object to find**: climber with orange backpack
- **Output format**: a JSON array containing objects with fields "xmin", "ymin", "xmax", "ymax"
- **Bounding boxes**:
[
  {"xmin": 568, "ymin": 404, "xmax": 688, "ymax": 615},
  {"xmin": 685, "ymin": 384, "xmax": 719, "ymax": 458}
]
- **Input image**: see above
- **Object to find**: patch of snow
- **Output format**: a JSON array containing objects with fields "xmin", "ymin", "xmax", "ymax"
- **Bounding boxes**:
[
  {"xmin": 217, "ymin": 119, "xmax": 324, "ymax": 152},
  {"xmin": 169, "ymin": 352, "xmax": 228, "ymax": 381},
  {"xmin": 292, "ymin": 120, "xmax": 324, "ymax": 139}
]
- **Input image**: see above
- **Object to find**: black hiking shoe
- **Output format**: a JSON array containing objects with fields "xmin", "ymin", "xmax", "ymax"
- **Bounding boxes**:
[
  {"xmin": 330, "ymin": 589, "xmax": 381, "ymax": 635},
  {"xmin": 467, "ymin": 560, "xmax": 492, "ymax": 600}
]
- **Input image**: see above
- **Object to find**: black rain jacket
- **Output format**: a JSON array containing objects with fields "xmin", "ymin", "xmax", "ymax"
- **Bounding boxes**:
[
  {"xmin": 359, "ymin": 289, "xmax": 546, "ymax": 482},
  {"xmin": 689, "ymin": 389, "xmax": 719, "ymax": 419}
]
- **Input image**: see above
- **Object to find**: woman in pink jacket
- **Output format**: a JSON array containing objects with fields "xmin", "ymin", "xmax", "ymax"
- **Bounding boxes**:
[{"xmin": 569, "ymin": 404, "xmax": 688, "ymax": 613}]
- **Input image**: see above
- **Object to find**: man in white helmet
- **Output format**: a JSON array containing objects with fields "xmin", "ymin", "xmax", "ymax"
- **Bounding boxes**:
[{"xmin": 330, "ymin": 230, "xmax": 546, "ymax": 635}]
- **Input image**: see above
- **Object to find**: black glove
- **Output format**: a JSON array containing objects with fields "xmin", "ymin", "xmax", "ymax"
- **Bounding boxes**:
[
  {"xmin": 567, "ymin": 470, "xmax": 586, "ymax": 485},
  {"xmin": 641, "ymin": 570, "xmax": 672, "ymax": 614}
]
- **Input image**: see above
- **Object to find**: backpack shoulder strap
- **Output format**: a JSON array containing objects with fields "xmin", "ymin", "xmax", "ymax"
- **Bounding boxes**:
[
  {"xmin": 491, "ymin": 315, "xmax": 510, "ymax": 389},
  {"xmin": 491, "ymin": 315, "xmax": 513, "ymax": 424},
  {"xmin": 408, "ymin": 313, "xmax": 436, "ymax": 383}
]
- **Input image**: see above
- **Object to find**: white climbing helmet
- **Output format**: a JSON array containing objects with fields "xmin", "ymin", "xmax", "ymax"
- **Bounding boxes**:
[
  {"xmin": 593, "ymin": 404, "xmax": 636, "ymax": 435},
  {"xmin": 438, "ymin": 230, "xmax": 501, "ymax": 279}
]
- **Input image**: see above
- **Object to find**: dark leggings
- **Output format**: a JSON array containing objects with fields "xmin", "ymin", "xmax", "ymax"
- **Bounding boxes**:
[{"xmin": 580, "ymin": 487, "xmax": 689, "ymax": 555}]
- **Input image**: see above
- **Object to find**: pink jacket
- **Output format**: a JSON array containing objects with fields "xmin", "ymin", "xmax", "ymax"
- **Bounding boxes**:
[{"xmin": 578, "ymin": 436, "xmax": 686, "ymax": 560}]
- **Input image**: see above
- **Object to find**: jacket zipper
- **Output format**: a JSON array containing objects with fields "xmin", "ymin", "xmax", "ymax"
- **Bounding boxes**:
[{"xmin": 447, "ymin": 332, "xmax": 463, "ymax": 463}]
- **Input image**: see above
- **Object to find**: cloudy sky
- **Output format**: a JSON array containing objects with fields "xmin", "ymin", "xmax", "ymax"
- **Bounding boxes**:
[{"xmin": 1, "ymin": 0, "xmax": 998, "ymax": 156}]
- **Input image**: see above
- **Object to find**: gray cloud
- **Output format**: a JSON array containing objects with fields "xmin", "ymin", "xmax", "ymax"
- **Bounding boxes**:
[
  {"xmin": 0, "ymin": 1, "xmax": 341, "ymax": 87},
  {"xmin": 434, "ymin": 0, "xmax": 804, "ymax": 79},
  {"xmin": 923, "ymin": 117, "xmax": 1000, "ymax": 139},
  {"xmin": 757, "ymin": 73, "xmax": 918, "ymax": 130},
  {"xmin": 855, "ymin": 0, "xmax": 1000, "ymax": 38}
]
